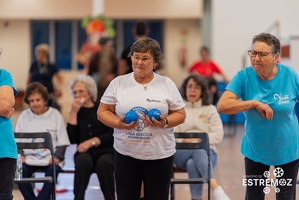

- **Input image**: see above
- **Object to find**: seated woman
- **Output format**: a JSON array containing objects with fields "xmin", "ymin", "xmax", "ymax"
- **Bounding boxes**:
[
  {"xmin": 67, "ymin": 75, "xmax": 115, "ymax": 200},
  {"xmin": 15, "ymin": 82, "xmax": 70, "ymax": 200},
  {"xmin": 174, "ymin": 74, "xmax": 230, "ymax": 200}
]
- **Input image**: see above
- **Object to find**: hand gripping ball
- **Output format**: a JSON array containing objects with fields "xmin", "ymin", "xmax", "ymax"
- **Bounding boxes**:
[
  {"xmin": 148, "ymin": 108, "xmax": 161, "ymax": 121},
  {"xmin": 124, "ymin": 111, "xmax": 138, "ymax": 124}
]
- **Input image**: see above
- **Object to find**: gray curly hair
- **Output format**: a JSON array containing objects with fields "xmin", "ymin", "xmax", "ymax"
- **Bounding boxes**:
[{"xmin": 69, "ymin": 75, "xmax": 98, "ymax": 102}]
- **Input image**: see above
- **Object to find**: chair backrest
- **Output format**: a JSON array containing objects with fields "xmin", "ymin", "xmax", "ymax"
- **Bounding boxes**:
[
  {"xmin": 174, "ymin": 132, "xmax": 210, "ymax": 154},
  {"xmin": 14, "ymin": 132, "xmax": 56, "ymax": 200},
  {"xmin": 14, "ymin": 132, "xmax": 54, "ymax": 154},
  {"xmin": 171, "ymin": 132, "xmax": 211, "ymax": 200}
]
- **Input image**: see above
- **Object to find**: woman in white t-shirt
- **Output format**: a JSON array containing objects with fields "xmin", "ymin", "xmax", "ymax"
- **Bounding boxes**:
[
  {"xmin": 98, "ymin": 37, "xmax": 186, "ymax": 200},
  {"xmin": 15, "ymin": 82, "xmax": 70, "ymax": 200}
]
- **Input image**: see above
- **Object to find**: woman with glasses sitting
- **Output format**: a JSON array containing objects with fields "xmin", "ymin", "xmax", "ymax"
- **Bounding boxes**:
[{"xmin": 174, "ymin": 74, "xmax": 230, "ymax": 200}]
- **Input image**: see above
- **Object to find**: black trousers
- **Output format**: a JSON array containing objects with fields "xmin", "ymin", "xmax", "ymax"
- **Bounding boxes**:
[
  {"xmin": 0, "ymin": 158, "xmax": 16, "ymax": 200},
  {"xmin": 114, "ymin": 150, "xmax": 173, "ymax": 200},
  {"xmin": 244, "ymin": 157, "xmax": 299, "ymax": 200},
  {"xmin": 74, "ymin": 152, "xmax": 115, "ymax": 200}
]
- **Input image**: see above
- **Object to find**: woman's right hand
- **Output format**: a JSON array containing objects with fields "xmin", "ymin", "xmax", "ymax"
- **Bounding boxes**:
[
  {"xmin": 71, "ymin": 98, "xmax": 85, "ymax": 114},
  {"xmin": 118, "ymin": 115, "xmax": 137, "ymax": 130}
]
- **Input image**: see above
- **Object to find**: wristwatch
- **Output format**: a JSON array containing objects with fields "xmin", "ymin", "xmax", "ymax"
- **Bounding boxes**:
[
  {"xmin": 163, "ymin": 117, "xmax": 169, "ymax": 128},
  {"xmin": 91, "ymin": 140, "xmax": 96, "ymax": 147}
]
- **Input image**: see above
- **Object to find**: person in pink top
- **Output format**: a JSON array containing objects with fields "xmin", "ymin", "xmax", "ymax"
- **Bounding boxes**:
[{"xmin": 189, "ymin": 46, "xmax": 229, "ymax": 105}]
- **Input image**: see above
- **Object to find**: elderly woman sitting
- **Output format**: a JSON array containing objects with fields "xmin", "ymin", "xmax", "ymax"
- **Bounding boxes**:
[
  {"xmin": 67, "ymin": 75, "xmax": 115, "ymax": 200},
  {"xmin": 15, "ymin": 82, "xmax": 70, "ymax": 200}
]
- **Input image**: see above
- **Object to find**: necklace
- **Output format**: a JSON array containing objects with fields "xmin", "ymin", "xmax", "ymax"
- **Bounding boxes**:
[{"xmin": 142, "ymin": 83, "xmax": 149, "ymax": 91}]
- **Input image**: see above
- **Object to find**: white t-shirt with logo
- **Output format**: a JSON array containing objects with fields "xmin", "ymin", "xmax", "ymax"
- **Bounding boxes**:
[
  {"xmin": 15, "ymin": 107, "xmax": 70, "ymax": 167},
  {"xmin": 101, "ymin": 72, "xmax": 185, "ymax": 160}
]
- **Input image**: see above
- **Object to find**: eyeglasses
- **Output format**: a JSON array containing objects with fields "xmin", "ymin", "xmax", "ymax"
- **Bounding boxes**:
[
  {"xmin": 72, "ymin": 89, "xmax": 86, "ymax": 96},
  {"xmin": 132, "ymin": 56, "xmax": 153, "ymax": 63},
  {"xmin": 248, "ymin": 50, "xmax": 274, "ymax": 58},
  {"xmin": 187, "ymin": 84, "xmax": 201, "ymax": 90}
]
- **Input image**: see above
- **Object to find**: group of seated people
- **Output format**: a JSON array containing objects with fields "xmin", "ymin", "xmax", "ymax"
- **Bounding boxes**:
[{"xmin": 15, "ymin": 73, "xmax": 229, "ymax": 200}]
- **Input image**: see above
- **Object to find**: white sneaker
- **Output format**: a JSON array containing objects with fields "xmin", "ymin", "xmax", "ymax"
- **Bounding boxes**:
[{"xmin": 213, "ymin": 186, "xmax": 230, "ymax": 200}]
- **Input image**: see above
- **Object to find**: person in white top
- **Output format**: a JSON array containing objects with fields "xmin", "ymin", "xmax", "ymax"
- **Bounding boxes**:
[
  {"xmin": 174, "ymin": 74, "xmax": 230, "ymax": 200},
  {"xmin": 15, "ymin": 82, "xmax": 70, "ymax": 200},
  {"xmin": 98, "ymin": 37, "xmax": 186, "ymax": 200}
]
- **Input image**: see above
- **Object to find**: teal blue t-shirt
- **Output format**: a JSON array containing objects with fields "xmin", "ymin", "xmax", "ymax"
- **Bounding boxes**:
[
  {"xmin": 0, "ymin": 69, "xmax": 18, "ymax": 159},
  {"xmin": 226, "ymin": 64, "xmax": 299, "ymax": 165}
]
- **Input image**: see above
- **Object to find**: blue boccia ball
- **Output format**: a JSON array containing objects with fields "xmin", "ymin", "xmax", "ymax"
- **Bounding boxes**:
[
  {"xmin": 148, "ymin": 108, "xmax": 161, "ymax": 121},
  {"xmin": 124, "ymin": 111, "xmax": 138, "ymax": 124}
]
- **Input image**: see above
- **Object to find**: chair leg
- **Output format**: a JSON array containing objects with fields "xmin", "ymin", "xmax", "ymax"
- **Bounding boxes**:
[
  {"xmin": 52, "ymin": 181, "xmax": 56, "ymax": 200},
  {"xmin": 208, "ymin": 182, "xmax": 211, "ymax": 200},
  {"xmin": 170, "ymin": 183, "xmax": 175, "ymax": 200}
]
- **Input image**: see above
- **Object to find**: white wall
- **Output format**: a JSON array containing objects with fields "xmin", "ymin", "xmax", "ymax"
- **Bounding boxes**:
[
  {"xmin": 164, "ymin": 19, "xmax": 201, "ymax": 86},
  {"xmin": 289, "ymin": 37, "xmax": 299, "ymax": 73},
  {"xmin": 0, "ymin": 20, "xmax": 31, "ymax": 90},
  {"xmin": 0, "ymin": 0, "xmax": 92, "ymax": 19},
  {"xmin": 212, "ymin": 0, "xmax": 299, "ymax": 80},
  {"xmin": 104, "ymin": 0, "xmax": 202, "ymax": 19}
]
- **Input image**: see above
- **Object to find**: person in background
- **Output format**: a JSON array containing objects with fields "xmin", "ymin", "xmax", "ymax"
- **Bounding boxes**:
[
  {"xmin": 174, "ymin": 74, "xmax": 230, "ymax": 200},
  {"xmin": 189, "ymin": 46, "xmax": 229, "ymax": 105},
  {"xmin": 67, "ymin": 75, "xmax": 115, "ymax": 200},
  {"xmin": 0, "ymin": 47, "xmax": 18, "ymax": 200},
  {"xmin": 217, "ymin": 32, "xmax": 299, "ymax": 200},
  {"xmin": 88, "ymin": 37, "xmax": 118, "ymax": 102},
  {"xmin": 15, "ymin": 82, "xmax": 70, "ymax": 200},
  {"xmin": 97, "ymin": 37, "xmax": 186, "ymax": 200},
  {"xmin": 118, "ymin": 21, "xmax": 149, "ymax": 75},
  {"xmin": 27, "ymin": 43, "xmax": 63, "ymax": 110}
]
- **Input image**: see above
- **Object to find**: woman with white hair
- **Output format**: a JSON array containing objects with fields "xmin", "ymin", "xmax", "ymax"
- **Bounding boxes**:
[{"xmin": 67, "ymin": 74, "xmax": 115, "ymax": 200}]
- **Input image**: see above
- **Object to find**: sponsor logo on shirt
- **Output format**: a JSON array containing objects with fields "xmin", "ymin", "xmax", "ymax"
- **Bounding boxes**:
[
  {"xmin": 146, "ymin": 98, "xmax": 161, "ymax": 103},
  {"xmin": 274, "ymin": 93, "xmax": 289, "ymax": 105}
]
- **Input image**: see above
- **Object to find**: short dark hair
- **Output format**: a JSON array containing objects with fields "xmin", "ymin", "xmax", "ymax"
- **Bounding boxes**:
[
  {"xmin": 135, "ymin": 21, "xmax": 148, "ymax": 36},
  {"xmin": 24, "ymin": 82, "xmax": 49, "ymax": 104},
  {"xmin": 128, "ymin": 37, "xmax": 163, "ymax": 64},
  {"xmin": 200, "ymin": 46, "xmax": 210, "ymax": 54},
  {"xmin": 252, "ymin": 33, "xmax": 281, "ymax": 54},
  {"xmin": 180, "ymin": 73, "xmax": 211, "ymax": 105}
]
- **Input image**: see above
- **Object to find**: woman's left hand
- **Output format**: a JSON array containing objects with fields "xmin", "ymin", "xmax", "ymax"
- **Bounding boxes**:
[{"xmin": 146, "ymin": 115, "xmax": 167, "ymax": 127}]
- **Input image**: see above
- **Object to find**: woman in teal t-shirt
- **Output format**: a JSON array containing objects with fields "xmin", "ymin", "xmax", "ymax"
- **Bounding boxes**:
[
  {"xmin": 218, "ymin": 33, "xmax": 299, "ymax": 200},
  {"xmin": 0, "ymin": 68, "xmax": 18, "ymax": 200}
]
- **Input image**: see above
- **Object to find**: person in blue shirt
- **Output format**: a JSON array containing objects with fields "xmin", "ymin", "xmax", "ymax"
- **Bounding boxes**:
[
  {"xmin": 217, "ymin": 32, "xmax": 299, "ymax": 200},
  {"xmin": 0, "ymin": 55, "xmax": 18, "ymax": 199}
]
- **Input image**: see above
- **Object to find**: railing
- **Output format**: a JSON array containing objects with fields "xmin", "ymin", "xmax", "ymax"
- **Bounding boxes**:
[{"xmin": 241, "ymin": 21, "xmax": 280, "ymax": 68}]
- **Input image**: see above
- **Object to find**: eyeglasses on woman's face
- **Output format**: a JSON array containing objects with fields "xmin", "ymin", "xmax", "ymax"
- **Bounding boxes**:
[
  {"xmin": 248, "ymin": 50, "xmax": 275, "ymax": 58},
  {"xmin": 132, "ymin": 55, "xmax": 153, "ymax": 64}
]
